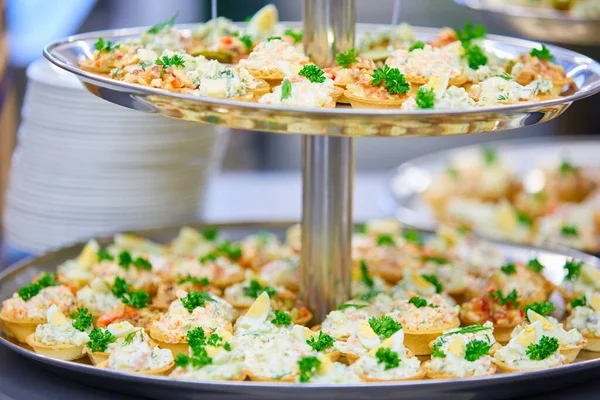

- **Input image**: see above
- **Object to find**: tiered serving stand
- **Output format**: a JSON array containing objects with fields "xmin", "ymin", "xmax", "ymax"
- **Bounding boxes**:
[
  {"xmin": 454, "ymin": 0, "xmax": 600, "ymax": 45},
  {"xmin": 0, "ymin": 0, "xmax": 597, "ymax": 398}
]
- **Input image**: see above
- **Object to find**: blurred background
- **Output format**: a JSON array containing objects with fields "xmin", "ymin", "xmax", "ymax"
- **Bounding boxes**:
[{"xmin": 0, "ymin": 0, "xmax": 599, "ymax": 262}]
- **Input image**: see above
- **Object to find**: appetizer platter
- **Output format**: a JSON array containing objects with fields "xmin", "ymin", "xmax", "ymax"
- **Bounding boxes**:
[
  {"xmin": 454, "ymin": 0, "xmax": 600, "ymax": 45},
  {"xmin": 43, "ymin": 7, "xmax": 600, "ymax": 136},
  {"xmin": 2, "ymin": 221, "xmax": 600, "ymax": 400},
  {"xmin": 387, "ymin": 136, "xmax": 600, "ymax": 254}
]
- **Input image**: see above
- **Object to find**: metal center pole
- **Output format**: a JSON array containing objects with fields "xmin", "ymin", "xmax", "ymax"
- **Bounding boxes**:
[{"xmin": 301, "ymin": 0, "xmax": 356, "ymax": 322}]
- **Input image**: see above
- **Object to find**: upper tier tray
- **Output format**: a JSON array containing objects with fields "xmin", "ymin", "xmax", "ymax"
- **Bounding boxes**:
[
  {"xmin": 44, "ymin": 23, "xmax": 600, "ymax": 137},
  {"xmin": 455, "ymin": 0, "xmax": 600, "ymax": 45}
]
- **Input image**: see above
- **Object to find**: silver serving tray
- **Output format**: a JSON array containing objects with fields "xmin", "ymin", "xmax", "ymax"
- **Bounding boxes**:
[
  {"xmin": 1, "ymin": 221, "xmax": 600, "ymax": 399},
  {"xmin": 455, "ymin": 0, "xmax": 600, "ymax": 45},
  {"xmin": 44, "ymin": 23, "xmax": 600, "ymax": 137},
  {"xmin": 386, "ymin": 135, "xmax": 600, "ymax": 237}
]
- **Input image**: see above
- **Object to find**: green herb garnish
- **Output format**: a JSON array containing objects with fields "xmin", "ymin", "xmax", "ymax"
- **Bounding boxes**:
[
  {"xmin": 336, "ymin": 48, "xmax": 357, "ymax": 68},
  {"xmin": 464, "ymin": 339, "xmax": 493, "ymax": 361},
  {"xmin": 456, "ymin": 21, "xmax": 486, "ymax": 43},
  {"xmin": 267, "ymin": 36, "xmax": 282, "ymax": 41},
  {"xmin": 147, "ymin": 12, "xmax": 178, "ymax": 35},
  {"xmin": 180, "ymin": 291, "xmax": 215, "ymax": 313},
  {"xmin": 298, "ymin": 356, "xmax": 321, "ymax": 383},
  {"xmin": 186, "ymin": 327, "xmax": 207, "ymax": 349},
  {"xmin": 360, "ymin": 260, "xmax": 375, "ymax": 288},
  {"xmin": 216, "ymin": 241, "xmax": 242, "ymax": 261},
  {"xmin": 71, "ymin": 308, "xmax": 93, "ymax": 332},
  {"xmin": 239, "ymin": 35, "xmax": 253, "ymax": 50},
  {"xmin": 86, "ymin": 328, "xmax": 116, "ymax": 353},
  {"xmin": 403, "ymin": 230, "xmax": 424, "ymax": 247},
  {"xmin": 523, "ymin": 302, "xmax": 556, "ymax": 321},
  {"xmin": 571, "ymin": 296, "xmax": 587, "ymax": 309},
  {"xmin": 497, "ymin": 72, "xmax": 512, "ymax": 80},
  {"xmin": 489, "ymin": 289, "xmax": 519, "ymax": 308},
  {"xmin": 564, "ymin": 259, "xmax": 584, "ymax": 281},
  {"xmin": 409, "ymin": 40, "xmax": 425, "ymax": 52},
  {"xmin": 121, "ymin": 290, "xmax": 150, "ymax": 309},
  {"xmin": 371, "ymin": 65, "xmax": 410, "ymax": 95},
  {"xmin": 111, "ymin": 277, "xmax": 130, "ymax": 298},
  {"xmin": 175, "ymin": 345, "xmax": 213, "ymax": 368},
  {"xmin": 201, "ymin": 227, "xmax": 219, "ymax": 241},
  {"xmin": 94, "ymin": 37, "xmax": 119, "ymax": 52},
  {"xmin": 464, "ymin": 43, "xmax": 488, "ymax": 70},
  {"xmin": 244, "ymin": 280, "xmax": 277, "ymax": 298},
  {"xmin": 17, "ymin": 273, "xmax": 59, "ymax": 301},
  {"xmin": 178, "ymin": 275, "xmax": 210, "ymax": 286},
  {"xmin": 526, "ymin": 335, "xmax": 559, "ymax": 360},
  {"xmin": 132, "ymin": 257, "xmax": 152, "ymax": 271},
  {"xmin": 527, "ymin": 258, "xmax": 544, "ymax": 273},
  {"xmin": 431, "ymin": 339, "xmax": 446, "ymax": 358},
  {"xmin": 560, "ymin": 225, "xmax": 579, "ymax": 237},
  {"xmin": 199, "ymin": 252, "xmax": 219, "ymax": 264},
  {"xmin": 281, "ymin": 79, "xmax": 292, "ymax": 100},
  {"xmin": 530, "ymin": 44, "xmax": 553, "ymax": 60},
  {"xmin": 482, "ymin": 146, "xmax": 497, "ymax": 165},
  {"xmin": 118, "ymin": 251, "xmax": 133, "ymax": 269},
  {"xmin": 416, "ymin": 86, "xmax": 435, "ymax": 109},
  {"xmin": 283, "ymin": 29, "xmax": 303, "ymax": 43},
  {"xmin": 421, "ymin": 274, "xmax": 443, "ymax": 293},
  {"xmin": 421, "ymin": 255, "xmax": 448, "ymax": 264},
  {"xmin": 559, "ymin": 160, "xmax": 577, "ymax": 174},
  {"xmin": 369, "ymin": 316, "xmax": 402, "ymax": 339},
  {"xmin": 97, "ymin": 248, "xmax": 114, "ymax": 262},
  {"xmin": 408, "ymin": 296, "xmax": 428, "ymax": 308},
  {"xmin": 298, "ymin": 64, "xmax": 326, "ymax": 83},
  {"xmin": 271, "ymin": 310, "xmax": 292, "ymax": 326},
  {"xmin": 155, "ymin": 54, "xmax": 186, "ymax": 68},
  {"xmin": 376, "ymin": 234, "xmax": 396, "ymax": 246},
  {"xmin": 442, "ymin": 324, "xmax": 491, "ymax": 337},
  {"xmin": 306, "ymin": 331, "xmax": 335, "ymax": 351},
  {"xmin": 516, "ymin": 211, "xmax": 533, "ymax": 227},
  {"xmin": 359, "ymin": 290, "xmax": 383, "ymax": 302},
  {"xmin": 336, "ymin": 303, "xmax": 367, "ymax": 311},
  {"xmin": 500, "ymin": 263, "xmax": 517, "ymax": 275},
  {"xmin": 375, "ymin": 347, "xmax": 400, "ymax": 370}
]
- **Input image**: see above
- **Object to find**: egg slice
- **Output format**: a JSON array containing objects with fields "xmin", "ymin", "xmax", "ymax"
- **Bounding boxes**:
[
  {"xmin": 427, "ymin": 74, "xmax": 450, "ymax": 98},
  {"xmin": 511, "ymin": 320, "xmax": 542, "ymax": 349},
  {"xmin": 47, "ymin": 305, "xmax": 68, "ymax": 326},
  {"xmin": 107, "ymin": 321, "xmax": 137, "ymax": 338},
  {"xmin": 365, "ymin": 219, "xmax": 402, "ymax": 237},
  {"xmin": 581, "ymin": 265, "xmax": 600, "ymax": 284},
  {"xmin": 367, "ymin": 328, "xmax": 404, "ymax": 356},
  {"xmin": 447, "ymin": 337, "xmax": 466, "ymax": 358},
  {"xmin": 527, "ymin": 309, "xmax": 555, "ymax": 332},
  {"xmin": 291, "ymin": 325, "xmax": 318, "ymax": 342},
  {"xmin": 77, "ymin": 240, "xmax": 100, "ymax": 269},
  {"xmin": 236, "ymin": 292, "xmax": 271, "ymax": 330},
  {"xmin": 247, "ymin": 4, "xmax": 279, "ymax": 35},
  {"xmin": 317, "ymin": 354, "xmax": 334, "ymax": 375},
  {"xmin": 357, "ymin": 320, "xmax": 381, "ymax": 349},
  {"xmin": 410, "ymin": 273, "xmax": 435, "ymax": 293},
  {"xmin": 588, "ymin": 292, "xmax": 600, "ymax": 312},
  {"xmin": 497, "ymin": 203, "xmax": 518, "ymax": 233}
]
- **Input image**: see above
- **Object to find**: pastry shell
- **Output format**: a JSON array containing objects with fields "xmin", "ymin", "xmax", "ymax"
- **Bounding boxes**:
[
  {"xmin": 97, "ymin": 360, "xmax": 175, "ymax": 376},
  {"xmin": 0, "ymin": 314, "xmax": 44, "ymax": 343},
  {"xmin": 26, "ymin": 333, "xmax": 87, "ymax": 361}
]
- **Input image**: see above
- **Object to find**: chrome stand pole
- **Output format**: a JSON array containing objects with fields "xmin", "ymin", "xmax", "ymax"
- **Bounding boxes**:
[{"xmin": 301, "ymin": 0, "xmax": 356, "ymax": 322}]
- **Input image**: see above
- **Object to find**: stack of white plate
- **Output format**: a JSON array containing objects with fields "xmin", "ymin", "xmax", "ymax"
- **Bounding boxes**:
[{"xmin": 3, "ymin": 58, "xmax": 228, "ymax": 254}]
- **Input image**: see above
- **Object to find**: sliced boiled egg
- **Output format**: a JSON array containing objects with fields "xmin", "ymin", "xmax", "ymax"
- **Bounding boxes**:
[
  {"xmin": 317, "ymin": 354, "xmax": 334, "ymax": 375},
  {"xmin": 236, "ymin": 292, "xmax": 271, "ymax": 330},
  {"xmin": 581, "ymin": 265, "xmax": 600, "ymax": 284},
  {"xmin": 526, "ymin": 309, "xmax": 555, "ymax": 332},
  {"xmin": 447, "ymin": 336, "xmax": 466, "ymax": 358},
  {"xmin": 107, "ymin": 321, "xmax": 137, "ymax": 338},
  {"xmin": 357, "ymin": 320, "xmax": 381, "ymax": 349},
  {"xmin": 77, "ymin": 240, "xmax": 100, "ymax": 269},
  {"xmin": 291, "ymin": 325, "xmax": 318, "ymax": 342},
  {"xmin": 410, "ymin": 273, "xmax": 436, "ymax": 293},
  {"xmin": 368, "ymin": 328, "xmax": 404, "ymax": 356},
  {"xmin": 427, "ymin": 74, "xmax": 450, "ymax": 98},
  {"xmin": 497, "ymin": 203, "xmax": 518, "ymax": 233},
  {"xmin": 511, "ymin": 320, "xmax": 542, "ymax": 349},
  {"xmin": 47, "ymin": 305, "xmax": 68, "ymax": 326},
  {"xmin": 588, "ymin": 292, "xmax": 600, "ymax": 312},
  {"xmin": 365, "ymin": 219, "xmax": 402, "ymax": 237}
]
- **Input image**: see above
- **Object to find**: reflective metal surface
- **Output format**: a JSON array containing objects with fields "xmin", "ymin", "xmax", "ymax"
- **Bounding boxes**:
[
  {"xmin": 1, "ymin": 222, "xmax": 600, "ymax": 399},
  {"xmin": 455, "ymin": 0, "xmax": 600, "ymax": 45},
  {"xmin": 300, "ymin": 0, "xmax": 355, "ymax": 322},
  {"xmin": 44, "ymin": 24, "xmax": 600, "ymax": 137}
]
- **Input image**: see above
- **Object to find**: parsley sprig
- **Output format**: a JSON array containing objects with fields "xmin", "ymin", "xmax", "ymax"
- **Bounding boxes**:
[
  {"xmin": 560, "ymin": 225, "xmax": 579, "ymax": 237},
  {"xmin": 111, "ymin": 277, "xmax": 150, "ymax": 309},
  {"xmin": 180, "ymin": 291, "xmax": 215, "ymax": 313},
  {"xmin": 564, "ymin": 259, "xmax": 584, "ymax": 281},
  {"xmin": 422, "ymin": 255, "xmax": 448, "ymax": 264},
  {"xmin": 336, "ymin": 48, "xmax": 357, "ymax": 68},
  {"xmin": 368, "ymin": 316, "xmax": 402, "ymax": 339},
  {"xmin": 178, "ymin": 275, "xmax": 210, "ymax": 287},
  {"xmin": 371, "ymin": 65, "xmax": 410, "ymax": 95},
  {"xmin": 456, "ymin": 21, "xmax": 486, "ymax": 43},
  {"xmin": 570, "ymin": 296, "xmax": 586, "ymax": 309},
  {"xmin": 267, "ymin": 36, "xmax": 282, "ymax": 41},
  {"xmin": 489, "ymin": 289, "xmax": 519, "ymax": 308},
  {"xmin": 298, "ymin": 64, "xmax": 326, "ymax": 83},
  {"xmin": 87, "ymin": 328, "xmax": 116, "ymax": 353},
  {"xmin": 71, "ymin": 308, "xmax": 93, "ymax": 332},
  {"xmin": 283, "ymin": 29, "xmax": 303, "ymax": 43},
  {"xmin": 500, "ymin": 263, "xmax": 517, "ymax": 275},
  {"xmin": 360, "ymin": 260, "xmax": 375, "ymax": 289},
  {"xmin": 482, "ymin": 146, "xmax": 497, "ymax": 165},
  {"xmin": 421, "ymin": 274, "xmax": 443, "ymax": 293},
  {"xmin": 98, "ymin": 248, "xmax": 114, "ymax": 262},
  {"xmin": 175, "ymin": 345, "xmax": 213, "ymax": 369},
  {"xmin": 526, "ymin": 335, "xmax": 559, "ymax": 360},
  {"xmin": 271, "ymin": 310, "xmax": 292, "ymax": 326},
  {"xmin": 527, "ymin": 258, "xmax": 544, "ymax": 273},
  {"xmin": 464, "ymin": 339, "xmax": 493, "ymax": 361},
  {"xmin": 404, "ymin": 230, "xmax": 424, "ymax": 247},
  {"xmin": 559, "ymin": 160, "xmax": 577, "ymax": 174},
  {"xmin": 416, "ymin": 86, "xmax": 435, "ymax": 109},
  {"xmin": 375, "ymin": 347, "xmax": 400, "ymax": 370},
  {"xmin": 530, "ymin": 44, "xmax": 553, "ymax": 61},
  {"xmin": 244, "ymin": 280, "xmax": 277, "ymax": 298},
  {"xmin": 376, "ymin": 234, "xmax": 396, "ymax": 246},
  {"xmin": 155, "ymin": 55, "xmax": 186, "ymax": 68},
  {"xmin": 94, "ymin": 37, "xmax": 119, "ymax": 53},
  {"xmin": 432, "ymin": 339, "xmax": 446, "ymax": 358},
  {"xmin": 307, "ymin": 331, "xmax": 335, "ymax": 351},
  {"xmin": 18, "ymin": 273, "xmax": 59, "ymax": 301},
  {"xmin": 147, "ymin": 12, "xmax": 178, "ymax": 35},
  {"xmin": 336, "ymin": 303, "xmax": 367, "ymax": 311},
  {"xmin": 298, "ymin": 356, "xmax": 321, "ymax": 383},
  {"xmin": 409, "ymin": 41, "xmax": 425, "ymax": 52},
  {"xmin": 408, "ymin": 296, "xmax": 438, "ymax": 308},
  {"xmin": 281, "ymin": 79, "xmax": 293, "ymax": 100},
  {"xmin": 201, "ymin": 227, "xmax": 219, "ymax": 241},
  {"xmin": 523, "ymin": 301, "xmax": 556, "ymax": 321},
  {"xmin": 464, "ymin": 43, "xmax": 488, "ymax": 70}
]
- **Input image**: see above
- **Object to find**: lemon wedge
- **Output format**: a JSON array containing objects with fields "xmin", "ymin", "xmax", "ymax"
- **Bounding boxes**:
[{"xmin": 77, "ymin": 240, "xmax": 100, "ymax": 269}]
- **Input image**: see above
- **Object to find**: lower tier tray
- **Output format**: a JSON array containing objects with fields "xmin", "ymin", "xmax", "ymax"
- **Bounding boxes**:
[{"xmin": 1, "ymin": 221, "xmax": 599, "ymax": 400}]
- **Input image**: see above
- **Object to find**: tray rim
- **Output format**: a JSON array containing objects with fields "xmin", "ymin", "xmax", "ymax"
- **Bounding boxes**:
[
  {"xmin": 43, "ymin": 23, "xmax": 600, "ymax": 119},
  {"xmin": 455, "ymin": 0, "xmax": 600, "ymax": 22},
  {"xmin": 2, "ymin": 221, "xmax": 600, "ymax": 394}
]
